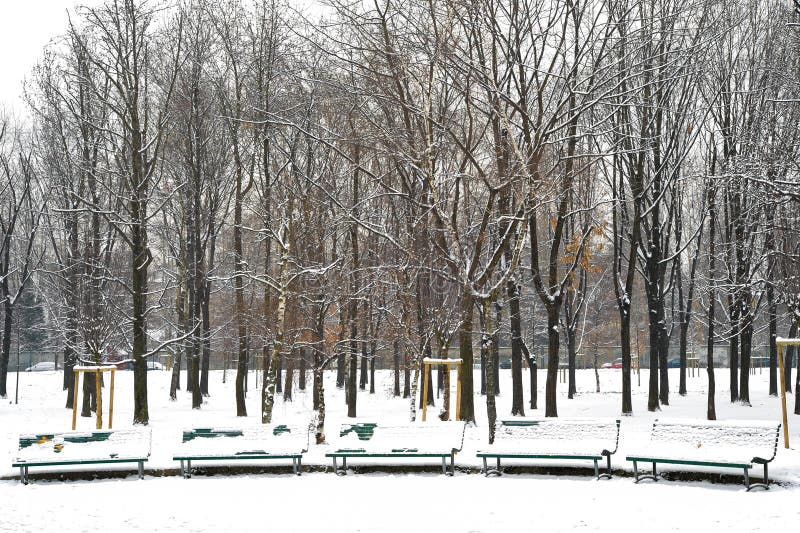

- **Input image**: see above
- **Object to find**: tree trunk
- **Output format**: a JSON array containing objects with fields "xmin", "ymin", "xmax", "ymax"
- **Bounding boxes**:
[
  {"xmin": 346, "ymin": 322, "xmax": 358, "ymax": 417},
  {"xmin": 729, "ymin": 304, "xmax": 740, "ymax": 402},
  {"xmin": 566, "ymin": 325, "xmax": 577, "ymax": 400},
  {"xmin": 403, "ymin": 352, "xmax": 410, "ymax": 398},
  {"xmin": 793, "ymin": 323, "xmax": 800, "ymax": 415},
  {"xmin": 657, "ymin": 305, "xmax": 669, "ymax": 406},
  {"xmin": 493, "ymin": 300, "xmax": 501, "ymax": 396},
  {"xmin": 620, "ymin": 310, "xmax": 633, "ymax": 415},
  {"xmin": 359, "ymin": 341, "xmax": 368, "ymax": 390},
  {"xmin": 457, "ymin": 291, "xmax": 476, "ymax": 423},
  {"xmin": 234, "ymin": 157, "xmax": 248, "ymax": 414},
  {"xmin": 262, "ymin": 238, "xmax": 289, "ymax": 424},
  {"xmin": 131, "ymin": 208, "xmax": 149, "ymax": 425},
  {"xmin": 299, "ymin": 348, "xmax": 306, "ymax": 391},
  {"xmin": 784, "ymin": 323, "xmax": 795, "ymax": 393},
  {"xmin": 647, "ymin": 301, "xmax": 660, "ymax": 412},
  {"xmin": 393, "ymin": 339, "xmax": 400, "ymax": 397},
  {"xmin": 508, "ymin": 277, "xmax": 525, "ymax": 415},
  {"xmin": 484, "ymin": 300, "xmax": 497, "ymax": 443},
  {"xmin": 545, "ymin": 305, "xmax": 560, "ymax": 417},
  {"xmin": 739, "ymin": 302, "xmax": 753, "ymax": 405},
  {"xmin": 0, "ymin": 301, "xmax": 12, "ymax": 397},
  {"xmin": 314, "ymin": 364, "xmax": 326, "ymax": 444},
  {"xmin": 707, "ymin": 184, "xmax": 717, "ymax": 420},
  {"xmin": 81, "ymin": 369, "xmax": 96, "ymax": 417},
  {"xmin": 283, "ymin": 353, "xmax": 294, "ymax": 402},
  {"xmin": 200, "ymin": 280, "xmax": 211, "ymax": 397},
  {"xmin": 678, "ymin": 311, "xmax": 688, "ymax": 397},
  {"xmin": 276, "ymin": 355, "xmax": 283, "ymax": 394},
  {"xmin": 369, "ymin": 348, "xmax": 375, "ymax": 394}
]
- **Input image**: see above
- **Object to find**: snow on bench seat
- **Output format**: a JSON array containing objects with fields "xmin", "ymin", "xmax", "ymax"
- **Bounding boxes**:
[
  {"xmin": 326, "ymin": 422, "xmax": 466, "ymax": 475},
  {"xmin": 625, "ymin": 418, "xmax": 781, "ymax": 491},
  {"xmin": 476, "ymin": 418, "xmax": 621, "ymax": 478},
  {"xmin": 13, "ymin": 429, "xmax": 151, "ymax": 484},
  {"xmin": 173, "ymin": 424, "xmax": 309, "ymax": 477}
]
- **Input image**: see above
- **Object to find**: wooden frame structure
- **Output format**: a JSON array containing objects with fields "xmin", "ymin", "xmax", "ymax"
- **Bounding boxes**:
[
  {"xmin": 421, "ymin": 358, "xmax": 462, "ymax": 422},
  {"xmin": 777, "ymin": 338, "xmax": 799, "ymax": 449},
  {"xmin": 71, "ymin": 365, "xmax": 116, "ymax": 430},
  {"xmin": 687, "ymin": 350, "xmax": 700, "ymax": 378}
]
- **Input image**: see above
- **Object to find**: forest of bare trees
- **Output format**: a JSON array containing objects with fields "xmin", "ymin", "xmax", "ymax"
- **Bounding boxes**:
[{"xmin": 1, "ymin": 0, "xmax": 799, "ymax": 435}]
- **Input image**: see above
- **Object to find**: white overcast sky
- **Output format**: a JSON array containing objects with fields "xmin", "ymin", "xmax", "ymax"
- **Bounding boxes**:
[
  {"xmin": 0, "ymin": 1, "xmax": 100, "ymax": 113},
  {"xmin": 0, "ymin": 0, "xmax": 326, "ymax": 114}
]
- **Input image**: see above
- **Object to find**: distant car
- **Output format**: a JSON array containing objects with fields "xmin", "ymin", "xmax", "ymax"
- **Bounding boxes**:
[
  {"xmin": 667, "ymin": 358, "xmax": 681, "ymax": 368},
  {"xmin": 499, "ymin": 358, "xmax": 512, "ymax": 369},
  {"xmin": 601, "ymin": 358, "xmax": 623, "ymax": 369},
  {"xmin": 25, "ymin": 361, "xmax": 56, "ymax": 372},
  {"xmin": 115, "ymin": 360, "xmax": 165, "ymax": 371}
]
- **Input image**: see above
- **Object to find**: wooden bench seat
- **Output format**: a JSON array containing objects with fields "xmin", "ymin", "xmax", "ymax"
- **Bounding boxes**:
[
  {"xmin": 13, "ymin": 429, "xmax": 151, "ymax": 484},
  {"xmin": 476, "ymin": 418, "xmax": 621, "ymax": 478},
  {"xmin": 625, "ymin": 419, "xmax": 781, "ymax": 491},
  {"xmin": 173, "ymin": 424, "xmax": 309, "ymax": 477},
  {"xmin": 326, "ymin": 422, "xmax": 466, "ymax": 475}
]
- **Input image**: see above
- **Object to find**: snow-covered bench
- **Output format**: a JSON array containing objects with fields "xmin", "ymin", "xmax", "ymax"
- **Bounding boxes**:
[
  {"xmin": 476, "ymin": 418, "xmax": 621, "ymax": 478},
  {"xmin": 13, "ymin": 429, "xmax": 151, "ymax": 485},
  {"xmin": 625, "ymin": 419, "xmax": 781, "ymax": 491},
  {"xmin": 173, "ymin": 425, "xmax": 309, "ymax": 477},
  {"xmin": 326, "ymin": 422, "xmax": 466, "ymax": 476}
]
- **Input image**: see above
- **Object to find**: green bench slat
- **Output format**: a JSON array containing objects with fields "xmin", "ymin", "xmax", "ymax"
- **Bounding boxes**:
[
  {"xmin": 477, "ymin": 453, "xmax": 604, "ymax": 461},
  {"xmin": 626, "ymin": 456, "xmax": 752, "ymax": 470},
  {"xmin": 173, "ymin": 454, "xmax": 302, "ymax": 461},
  {"xmin": 326, "ymin": 452, "xmax": 451, "ymax": 458},
  {"xmin": 13, "ymin": 457, "xmax": 147, "ymax": 468}
]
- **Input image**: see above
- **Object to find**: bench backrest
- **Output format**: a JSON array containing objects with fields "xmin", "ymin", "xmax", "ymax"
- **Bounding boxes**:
[
  {"xmin": 17, "ymin": 429, "xmax": 151, "ymax": 461},
  {"xmin": 495, "ymin": 418, "xmax": 621, "ymax": 454},
  {"xmin": 649, "ymin": 419, "xmax": 780, "ymax": 461},
  {"xmin": 179, "ymin": 424, "xmax": 309, "ymax": 454},
  {"xmin": 336, "ymin": 422, "xmax": 466, "ymax": 452}
]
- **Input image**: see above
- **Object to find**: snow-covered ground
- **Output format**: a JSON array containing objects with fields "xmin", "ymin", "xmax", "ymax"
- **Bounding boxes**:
[{"xmin": 2, "ymin": 367, "xmax": 799, "ymax": 532}]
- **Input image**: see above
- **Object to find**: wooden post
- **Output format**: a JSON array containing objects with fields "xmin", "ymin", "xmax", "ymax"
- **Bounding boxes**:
[
  {"xmin": 422, "ymin": 363, "xmax": 430, "ymax": 422},
  {"xmin": 70, "ymin": 366, "xmax": 116, "ymax": 431},
  {"xmin": 421, "ymin": 358, "xmax": 463, "ymax": 422},
  {"xmin": 778, "ymin": 342, "xmax": 789, "ymax": 449},
  {"xmin": 95, "ymin": 368, "xmax": 102, "ymax": 429},
  {"xmin": 71, "ymin": 369, "xmax": 79, "ymax": 430},
  {"xmin": 456, "ymin": 363, "xmax": 461, "ymax": 421},
  {"xmin": 109, "ymin": 368, "xmax": 115, "ymax": 429}
]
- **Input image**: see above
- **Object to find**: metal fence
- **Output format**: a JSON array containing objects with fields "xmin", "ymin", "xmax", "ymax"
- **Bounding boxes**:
[{"xmin": 8, "ymin": 344, "xmax": 796, "ymax": 374}]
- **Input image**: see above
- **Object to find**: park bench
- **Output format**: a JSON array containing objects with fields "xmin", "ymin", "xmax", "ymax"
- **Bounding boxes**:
[
  {"xmin": 625, "ymin": 419, "xmax": 781, "ymax": 491},
  {"xmin": 476, "ymin": 418, "xmax": 621, "ymax": 479},
  {"xmin": 13, "ymin": 428, "xmax": 151, "ymax": 485},
  {"xmin": 173, "ymin": 424, "xmax": 309, "ymax": 477},
  {"xmin": 326, "ymin": 422, "xmax": 466, "ymax": 476}
]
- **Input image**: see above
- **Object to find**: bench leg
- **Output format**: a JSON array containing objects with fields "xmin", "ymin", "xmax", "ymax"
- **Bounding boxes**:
[
  {"xmin": 483, "ymin": 457, "xmax": 502, "ymax": 477},
  {"xmin": 20, "ymin": 466, "xmax": 28, "ymax": 485},
  {"xmin": 138, "ymin": 461, "xmax": 144, "ymax": 480},
  {"xmin": 333, "ymin": 457, "xmax": 347, "ymax": 476},
  {"xmin": 450, "ymin": 453, "xmax": 455, "ymax": 476},
  {"xmin": 632, "ymin": 460, "xmax": 658, "ymax": 483},
  {"xmin": 296, "ymin": 457, "xmax": 302, "ymax": 476},
  {"xmin": 746, "ymin": 464, "xmax": 770, "ymax": 491},
  {"xmin": 593, "ymin": 459, "xmax": 599, "ymax": 479},
  {"xmin": 596, "ymin": 453, "xmax": 613, "ymax": 480},
  {"xmin": 441, "ymin": 457, "xmax": 447, "ymax": 475},
  {"xmin": 187, "ymin": 460, "xmax": 192, "ymax": 479}
]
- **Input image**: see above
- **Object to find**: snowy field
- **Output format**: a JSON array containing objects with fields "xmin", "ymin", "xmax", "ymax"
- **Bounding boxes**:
[{"xmin": 2, "ymin": 367, "xmax": 800, "ymax": 532}]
